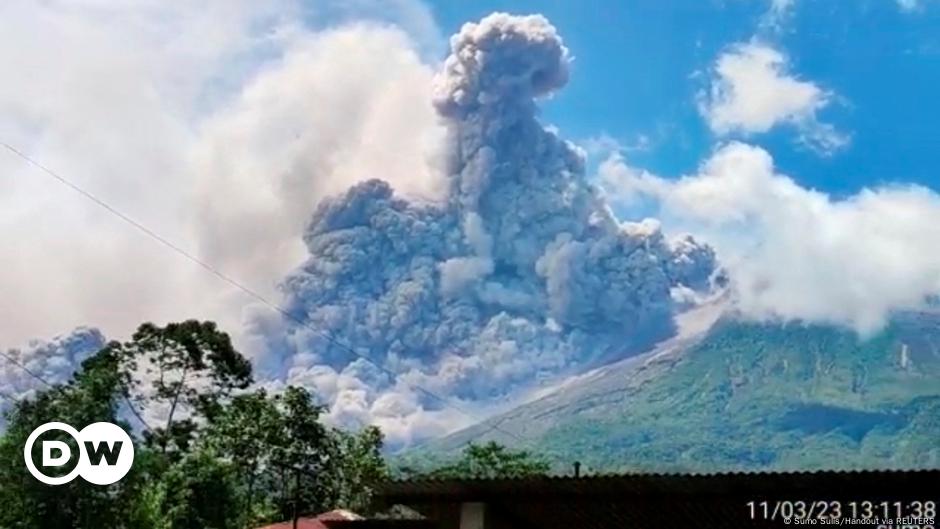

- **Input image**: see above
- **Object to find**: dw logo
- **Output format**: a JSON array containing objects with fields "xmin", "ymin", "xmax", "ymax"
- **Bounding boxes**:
[{"xmin": 23, "ymin": 422, "xmax": 134, "ymax": 485}]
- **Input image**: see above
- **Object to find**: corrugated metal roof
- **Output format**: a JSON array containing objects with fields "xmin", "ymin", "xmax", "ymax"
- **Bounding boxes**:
[
  {"xmin": 377, "ymin": 470, "xmax": 940, "ymax": 528},
  {"xmin": 382, "ymin": 468, "xmax": 940, "ymax": 499}
]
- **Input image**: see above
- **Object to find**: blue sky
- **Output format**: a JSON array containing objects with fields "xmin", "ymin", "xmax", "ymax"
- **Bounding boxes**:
[
  {"xmin": 3, "ymin": 0, "xmax": 940, "ymax": 444},
  {"xmin": 427, "ymin": 0, "xmax": 940, "ymax": 196}
]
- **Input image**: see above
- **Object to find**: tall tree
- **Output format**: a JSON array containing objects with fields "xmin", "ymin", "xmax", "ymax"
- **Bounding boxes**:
[
  {"xmin": 201, "ymin": 389, "xmax": 286, "ymax": 527},
  {"xmin": 333, "ymin": 425, "xmax": 389, "ymax": 510},
  {"xmin": 202, "ymin": 387, "xmax": 389, "ymax": 524},
  {"xmin": 276, "ymin": 386, "xmax": 335, "ymax": 512},
  {"xmin": 119, "ymin": 321, "xmax": 252, "ymax": 456}
]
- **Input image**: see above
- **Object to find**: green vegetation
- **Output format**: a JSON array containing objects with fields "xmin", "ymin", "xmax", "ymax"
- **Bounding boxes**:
[
  {"xmin": 0, "ymin": 319, "xmax": 554, "ymax": 528},
  {"xmin": 401, "ymin": 442, "xmax": 550, "ymax": 480},
  {"xmin": 407, "ymin": 314, "xmax": 940, "ymax": 474},
  {"xmin": 542, "ymin": 317, "xmax": 940, "ymax": 472},
  {"xmin": 5, "ymin": 313, "xmax": 937, "ymax": 527},
  {"xmin": 0, "ymin": 320, "xmax": 387, "ymax": 529}
]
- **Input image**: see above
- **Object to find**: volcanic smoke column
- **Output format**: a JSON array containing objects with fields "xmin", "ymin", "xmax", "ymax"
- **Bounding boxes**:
[
  {"xmin": 0, "ymin": 328, "xmax": 105, "ymax": 428},
  {"xmin": 251, "ymin": 13, "xmax": 721, "ymax": 444}
]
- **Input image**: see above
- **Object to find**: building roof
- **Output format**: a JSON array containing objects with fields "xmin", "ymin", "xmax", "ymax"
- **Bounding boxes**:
[
  {"xmin": 380, "ymin": 468, "xmax": 940, "ymax": 500},
  {"xmin": 376, "ymin": 469, "xmax": 940, "ymax": 529},
  {"xmin": 255, "ymin": 509, "xmax": 362, "ymax": 529},
  {"xmin": 323, "ymin": 523, "xmax": 438, "ymax": 528}
]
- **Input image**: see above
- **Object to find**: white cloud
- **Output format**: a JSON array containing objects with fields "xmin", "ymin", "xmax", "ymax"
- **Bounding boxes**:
[
  {"xmin": 770, "ymin": 0, "xmax": 796, "ymax": 13},
  {"xmin": 0, "ymin": 0, "xmax": 454, "ymax": 444},
  {"xmin": 762, "ymin": 0, "xmax": 796, "ymax": 29},
  {"xmin": 278, "ymin": 365, "xmax": 471, "ymax": 446},
  {"xmin": 897, "ymin": 0, "xmax": 920, "ymax": 12},
  {"xmin": 0, "ymin": 1, "xmax": 443, "ymax": 350},
  {"xmin": 598, "ymin": 153, "xmax": 669, "ymax": 208},
  {"xmin": 599, "ymin": 142, "xmax": 940, "ymax": 334},
  {"xmin": 190, "ymin": 26, "xmax": 445, "ymax": 300},
  {"xmin": 699, "ymin": 42, "xmax": 848, "ymax": 153},
  {"xmin": 580, "ymin": 133, "xmax": 652, "ymax": 158}
]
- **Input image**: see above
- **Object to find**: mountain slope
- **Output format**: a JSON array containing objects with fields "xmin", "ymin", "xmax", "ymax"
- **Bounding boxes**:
[{"xmin": 404, "ymin": 310, "xmax": 940, "ymax": 473}]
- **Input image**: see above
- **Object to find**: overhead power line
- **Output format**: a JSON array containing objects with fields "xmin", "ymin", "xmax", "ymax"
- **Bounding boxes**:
[
  {"xmin": 1, "ymin": 141, "xmax": 527, "ymax": 445},
  {"xmin": 0, "ymin": 349, "xmax": 54, "ymax": 389}
]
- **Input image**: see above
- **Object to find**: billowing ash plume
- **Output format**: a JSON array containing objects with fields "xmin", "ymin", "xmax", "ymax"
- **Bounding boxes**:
[
  {"xmin": 250, "ymin": 13, "xmax": 720, "ymax": 445},
  {"xmin": 0, "ymin": 328, "xmax": 105, "ymax": 426}
]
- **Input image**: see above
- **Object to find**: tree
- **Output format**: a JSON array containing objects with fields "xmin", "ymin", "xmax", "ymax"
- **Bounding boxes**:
[
  {"xmin": 119, "ymin": 321, "xmax": 253, "ymax": 456},
  {"xmin": 333, "ymin": 425, "xmax": 389, "ymax": 510},
  {"xmin": 200, "ymin": 387, "xmax": 390, "ymax": 525},
  {"xmin": 424, "ymin": 442, "xmax": 550, "ymax": 479},
  {"xmin": 0, "ymin": 319, "xmax": 390, "ymax": 529},
  {"xmin": 0, "ymin": 344, "xmax": 144, "ymax": 529},
  {"xmin": 129, "ymin": 449, "xmax": 242, "ymax": 529},
  {"xmin": 201, "ymin": 389, "xmax": 285, "ymax": 527},
  {"xmin": 203, "ymin": 386, "xmax": 389, "ymax": 522},
  {"xmin": 272, "ymin": 386, "xmax": 336, "ymax": 517}
]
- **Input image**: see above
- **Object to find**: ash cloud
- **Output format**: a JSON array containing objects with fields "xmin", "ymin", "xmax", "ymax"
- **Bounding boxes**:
[
  {"xmin": 0, "ymin": 328, "xmax": 105, "ymax": 426},
  {"xmin": 251, "ymin": 13, "xmax": 720, "ymax": 445}
]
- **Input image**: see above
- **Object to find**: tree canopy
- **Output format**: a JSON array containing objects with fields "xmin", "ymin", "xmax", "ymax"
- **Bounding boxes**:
[
  {"xmin": 0, "ymin": 319, "xmax": 551, "ymax": 528},
  {"xmin": 0, "ymin": 320, "xmax": 386, "ymax": 529},
  {"xmin": 422, "ymin": 442, "xmax": 551, "ymax": 480}
]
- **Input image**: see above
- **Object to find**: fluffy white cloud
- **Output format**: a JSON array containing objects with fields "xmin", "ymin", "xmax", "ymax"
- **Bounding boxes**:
[
  {"xmin": 599, "ymin": 143, "xmax": 940, "ymax": 334},
  {"xmin": 1, "ymin": 6, "xmax": 720, "ymax": 445},
  {"xmin": 699, "ymin": 42, "xmax": 848, "ymax": 153},
  {"xmin": 276, "ymin": 364, "xmax": 470, "ymax": 445},
  {"xmin": 0, "ymin": 0, "xmax": 443, "ymax": 350},
  {"xmin": 190, "ymin": 25, "xmax": 445, "ymax": 299}
]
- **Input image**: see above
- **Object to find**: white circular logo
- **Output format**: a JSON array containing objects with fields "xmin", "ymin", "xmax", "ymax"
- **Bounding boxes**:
[{"xmin": 23, "ymin": 421, "xmax": 134, "ymax": 486}]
